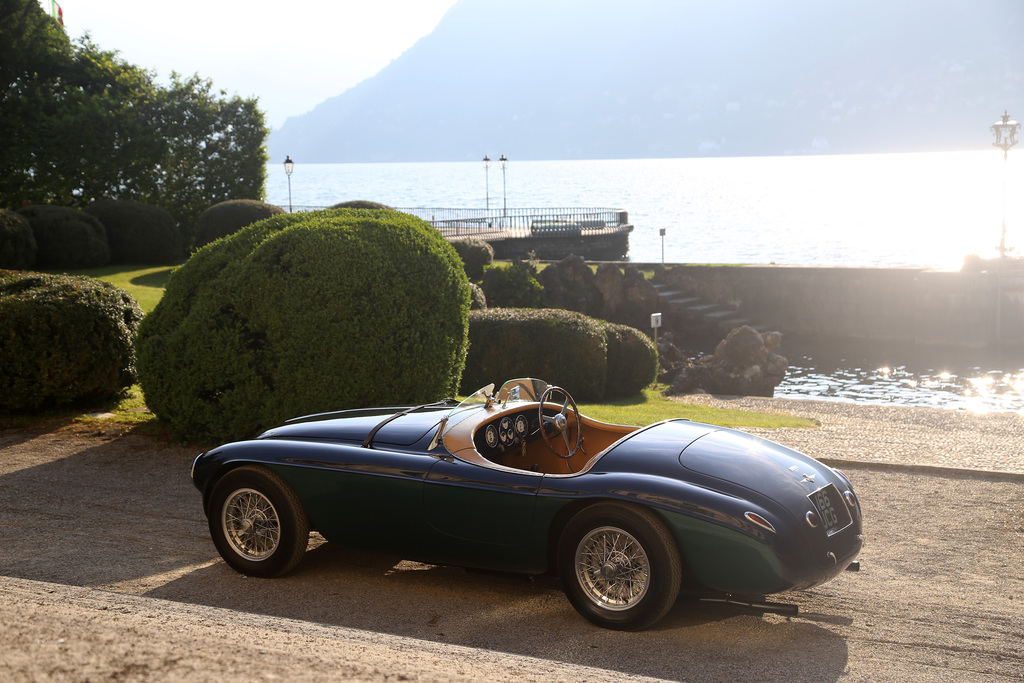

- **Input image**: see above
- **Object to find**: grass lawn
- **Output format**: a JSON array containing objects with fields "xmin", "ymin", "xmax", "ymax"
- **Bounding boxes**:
[
  {"xmin": 579, "ymin": 385, "xmax": 813, "ymax": 429},
  {"xmin": 3, "ymin": 383, "xmax": 814, "ymax": 436},
  {"xmin": 45, "ymin": 264, "xmax": 175, "ymax": 314}
]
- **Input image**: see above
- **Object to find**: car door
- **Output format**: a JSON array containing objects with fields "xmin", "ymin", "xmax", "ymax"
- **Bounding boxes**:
[
  {"xmin": 283, "ymin": 443, "xmax": 436, "ymax": 550},
  {"xmin": 423, "ymin": 457, "xmax": 541, "ymax": 548}
]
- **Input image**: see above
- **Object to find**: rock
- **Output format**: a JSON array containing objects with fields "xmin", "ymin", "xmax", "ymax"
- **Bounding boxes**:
[
  {"xmin": 538, "ymin": 255, "xmax": 659, "ymax": 328},
  {"xmin": 666, "ymin": 325, "xmax": 788, "ymax": 398},
  {"xmin": 469, "ymin": 282, "xmax": 487, "ymax": 310},
  {"xmin": 622, "ymin": 265, "xmax": 659, "ymax": 313},
  {"xmin": 656, "ymin": 331, "xmax": 688, "ymax": 367},
  {"xmin": 594, "ymin": 262, "xmax": 659, "ymax": 329},
  {"xmin": 543, "ymin": 254, "xmax": 600, "ymax": 314},
  {"xmin": 594, "ymin": 262, "xmax": 625, "ymax": 317}
]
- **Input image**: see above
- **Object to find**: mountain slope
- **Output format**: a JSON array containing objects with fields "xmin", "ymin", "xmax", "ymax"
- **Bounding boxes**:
[{"xmin": 269, "ymin": 0, "xmax": 1023, "ymax": 162}]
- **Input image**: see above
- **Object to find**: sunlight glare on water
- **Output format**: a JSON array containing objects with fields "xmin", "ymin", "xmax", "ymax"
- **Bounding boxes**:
[{"xmin": 776, "ymin": 356, "xmax": 1024, "ymax": 414}]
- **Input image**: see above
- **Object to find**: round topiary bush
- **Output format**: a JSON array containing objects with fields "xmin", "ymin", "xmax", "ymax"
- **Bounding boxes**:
[
  {"xmin": 449, "ymin": 237, "xmax": 494, "ymax": 280},
  {"xmin": 136, "ymin": 208, "xmax": 471, "ymax": 443},
  {"xmin": 480, "ymin": 261, "xmax": 544, "ymax": 308},
  {"xmin": 192, "ymin": 199, "xmax": 285, "ymax": 250},
  {"xmin": 0, "ymin": 209, "xmax": 37, "ymax": 270},
  {"xmin": 601, "ymin": 322, "xmax": 658, "ymax": 398},
  {"xmin": 84, "ymin": 199, "xmax": 182, "ymax": 264},
  {"xmin": 0, "ymin": 271, "xmax": 143, "ymax": 411},
  {"xmin": 461, "ymin": 308, "xmax": 607, "ymax": 400},
  {"xmin": 329, "ymin": 200, "xmax": 393, "ymax": 210},
  {"xmin": 16, "ymin": 205, "xmax": 110, "ymax": 268}
]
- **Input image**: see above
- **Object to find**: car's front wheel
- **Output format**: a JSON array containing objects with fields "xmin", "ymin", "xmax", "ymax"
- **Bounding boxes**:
[
  {"xmin": 559, "ymin": 502, "xmax": 682, "ymax": 630},
  {"xmin": 208, "ymin": 465, "xmax": 309, "ymax": 578}
]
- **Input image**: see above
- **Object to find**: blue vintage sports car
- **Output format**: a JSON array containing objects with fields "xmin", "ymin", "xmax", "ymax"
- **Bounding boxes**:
[{"xmin": 191, "ymin": 378, "xmax": 863, "ymax": 630}]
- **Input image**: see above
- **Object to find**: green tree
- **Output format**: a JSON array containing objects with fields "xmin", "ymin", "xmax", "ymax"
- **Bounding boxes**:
[
  {"xmin": 147, "ymin": 73, "xmax": 268, "ymax": 239},
  {"xmin": 0, "ymin": 0, "xmax": 267, "ymax": 231}
]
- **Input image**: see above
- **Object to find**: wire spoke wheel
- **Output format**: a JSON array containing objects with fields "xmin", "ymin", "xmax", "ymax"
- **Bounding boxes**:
[
  {"xmin": 222, "ymin": 488, "xmax": 281, "ymax": 560},
  {"xmin": 575, "ymin": 526, "xmax": 650, "ymax": 610},
  {"xmin": 207, "ymin": 466, "xmax": 310, "ymax": 578},
  {"xmin": 559, "ymin": 502, "xmax": 681, "ymax": 630}
]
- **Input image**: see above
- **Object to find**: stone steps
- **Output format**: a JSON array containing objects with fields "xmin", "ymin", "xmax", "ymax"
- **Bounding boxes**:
[{"xmin": 653, "ymin": 284, "xmax": 769, "ymax": 340}]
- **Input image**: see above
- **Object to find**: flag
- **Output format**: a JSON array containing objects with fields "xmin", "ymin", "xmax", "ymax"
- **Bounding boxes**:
[{"xmin": 50, "ymin": 0, "xmax": 64, "ymax": 26}]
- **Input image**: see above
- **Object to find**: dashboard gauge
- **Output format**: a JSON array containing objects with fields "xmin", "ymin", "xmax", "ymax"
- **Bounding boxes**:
[
  {"xmin": 515, "ymin": 414, "xmax": 529, "ymax": 436},
  {"xmin": 499, "ymin": 416, "xmax": 514, "ymax": 444},
  {"xmin": 484, "ymin": 424, "xmax": 499, "ymax": 448}
]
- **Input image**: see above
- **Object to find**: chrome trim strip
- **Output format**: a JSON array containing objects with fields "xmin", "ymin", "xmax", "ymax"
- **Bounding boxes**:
[{"xmin": 744, "ymin": 511, "xmax": 776, "ymax": 533}]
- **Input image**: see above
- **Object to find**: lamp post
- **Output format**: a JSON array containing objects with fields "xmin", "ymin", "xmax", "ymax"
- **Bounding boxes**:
[
  {"xmin": 499, "ymin": 154, "xmax": 508, "ymax": 218},
  {"xmin": 990, "ymin": 110, "xmax": 1020, "ymax": 258},
  {"xmin": 283, "ymin": 155, "xmax": 295, "ymax": 213},
  {"xmin": 483, "ymin": 155, "xmax": 491, "ymax": 210}
]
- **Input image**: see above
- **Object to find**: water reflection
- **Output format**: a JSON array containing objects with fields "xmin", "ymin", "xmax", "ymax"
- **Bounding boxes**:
[{"xmin": 776, "ymin": 354, "xmax": 1024, "ymax": 414}]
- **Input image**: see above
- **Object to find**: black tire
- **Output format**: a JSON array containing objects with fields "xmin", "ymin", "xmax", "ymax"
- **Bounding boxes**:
[
  {"xmin": 207, "ymin": 465, "xmax": 310, "ymax": 578},
  {"xmin": 558, "ymin": 502, "xmax": 682, "ymax": 630}
]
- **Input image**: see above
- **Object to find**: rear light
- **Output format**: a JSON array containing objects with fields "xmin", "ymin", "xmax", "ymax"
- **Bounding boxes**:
[
  {"xmin": 805, "ymin": 510, "xmax": 819, "ymax": 528},
  {"xmin": 744, "ymin": 512, "xmax": 776, "ymax": 533},
  {"xmin": 843, "ymin": 490, "xmax": 858, "ymax": 509}
]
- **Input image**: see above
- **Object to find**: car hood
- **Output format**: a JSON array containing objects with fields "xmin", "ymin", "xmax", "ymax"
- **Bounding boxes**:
[
  {"xmin": 681, "ymin": 428, "xmax": 838, "ymax": 507},
  {"xmin": 258, "ymin": 405, "xmax": 448, "ymax": 447}
]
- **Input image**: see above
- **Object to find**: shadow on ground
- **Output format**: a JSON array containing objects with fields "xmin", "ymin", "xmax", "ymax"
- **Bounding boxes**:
[{"xmin": 0, "ymin": 427, "xmax": 854, "ymax": 681}]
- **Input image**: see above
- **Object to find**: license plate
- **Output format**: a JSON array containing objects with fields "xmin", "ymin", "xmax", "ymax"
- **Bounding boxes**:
[{"xmin": 809, "ymin": 484, "xmax": 853, "ymax": 536}]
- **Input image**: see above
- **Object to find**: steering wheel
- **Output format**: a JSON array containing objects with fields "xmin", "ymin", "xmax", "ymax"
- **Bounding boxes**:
[{"xmin": 538, "ymin": 385, "xmax": 582, "ymax": 459}]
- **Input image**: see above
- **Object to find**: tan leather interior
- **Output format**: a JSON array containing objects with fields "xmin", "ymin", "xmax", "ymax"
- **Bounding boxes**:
[{"xmin": 443, "ymin": 400, "xmax": 637, "ymax": 476}]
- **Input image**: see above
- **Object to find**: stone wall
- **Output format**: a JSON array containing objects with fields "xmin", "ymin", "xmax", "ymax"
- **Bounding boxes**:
[
  {"xmin": 654, "ymin": 264, "xmax": 1024, "ymax": 350},
  {"xmin": 490, "ymin": 231, "xmax": 630, "ymax": 261}
]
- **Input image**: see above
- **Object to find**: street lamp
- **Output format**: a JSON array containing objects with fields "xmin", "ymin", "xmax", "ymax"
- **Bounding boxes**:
[
  {"xmin": 283, "ymin": 155, "xmax": 295, "ymax": 213},
  {"xmin": 499, "ymin": 154, "xmax": 508, "ymax": 217},
  {"xmin": 483, "ymin": 155, "xmax": 491, "ymax": 210},
  {"xmin": 990, "ymin": 110, "xmax": 1020, "ymax": 258}
]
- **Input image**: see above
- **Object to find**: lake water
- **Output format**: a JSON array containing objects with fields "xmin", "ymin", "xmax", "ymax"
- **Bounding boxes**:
[{"xmin": 264, "ymin": 152, "xmax": 1024, "ymax": 413}]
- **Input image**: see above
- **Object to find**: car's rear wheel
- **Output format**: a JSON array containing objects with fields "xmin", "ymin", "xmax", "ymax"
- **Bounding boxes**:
[
  {"xmin": 559, "ymin": 502, "xmax": 682, "ymax": 630},
  {"xmin": 208, "ymin": 465, "xmax": 309, "ymax": 578}
]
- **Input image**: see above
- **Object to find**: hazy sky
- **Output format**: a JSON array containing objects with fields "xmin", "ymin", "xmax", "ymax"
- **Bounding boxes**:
[{"xmin": 51, "ymin": 0, "xmax": 459, "ymax": 129}]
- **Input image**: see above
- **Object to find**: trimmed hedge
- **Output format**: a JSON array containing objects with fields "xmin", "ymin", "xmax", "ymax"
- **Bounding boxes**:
[
  {"xmin": 0, "ymin": 271, "xmax": 143, "ymax": 410},
  {"xmin": 449, "ymin": 237, "xmax": 494, "ymax": 280},
  {"xmin": 16, "ymin": 206, "xmax": 110, "ymax": 268},
  {"xmin": 136, "ymin": 208, "xmax": 471, "ymax": 443},
  {"xmin": 601, "ymin": 322, "xmax": 658, "ymax": 398},
  {"xmin": 84, "ymin": 199, "xmax": 182, "ymax": 264},
  {"xmin": 192, "ymin": 199, "xmax": 285, "ymax": 250},
  {"xmin": 480, "ymin": 261, "xmax": 544, "ymax": 307},
  {"xmin": 462, "ymin": 308, "xmax": 608, "ymax": 401},
  {"xmin": 462, "ymin": 309, "xmax": 657, "ymax": 401},
  {"xmin": 0, "ymin": 209, "xmax": 36, "ymax": 269}
]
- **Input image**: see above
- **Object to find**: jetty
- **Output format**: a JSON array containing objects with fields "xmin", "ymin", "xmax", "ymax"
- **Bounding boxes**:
[
  {"xmin": 290, "ymin": 205, "xmax": 634, "ymax": 260},
  {"xmin": 401, "ymin": 207, "xmax": 632, "ymax": 260}
]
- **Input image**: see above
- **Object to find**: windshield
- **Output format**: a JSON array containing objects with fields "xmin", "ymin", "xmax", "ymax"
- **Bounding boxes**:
[
  {"xmin": 494, "ymin": 378, "xmax": 548, "ymax": 404},
  {"xmin": 431, "ymin": 378, "xmax": 549, "ymax": 451}
]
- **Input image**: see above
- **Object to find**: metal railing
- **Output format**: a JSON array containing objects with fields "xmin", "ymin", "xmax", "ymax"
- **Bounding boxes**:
[
  {"xmin": 405, "ymin": 207, "xmax": 630, "ymax": 239},
  {"xmin": 283, "ymin": 206, "xmax": 631, "ymax": 239}
]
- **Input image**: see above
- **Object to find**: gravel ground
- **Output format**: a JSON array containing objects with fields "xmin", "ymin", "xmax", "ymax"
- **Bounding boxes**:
[{"xmin": 1, "ymin": 401, "xmax": 1022, "ymax": 682}]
